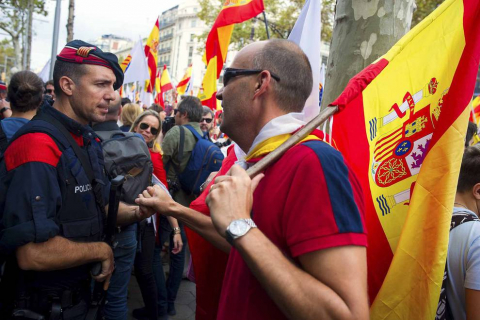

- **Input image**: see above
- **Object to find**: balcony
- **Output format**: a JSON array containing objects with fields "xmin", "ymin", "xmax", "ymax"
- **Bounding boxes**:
[
  {"xmin": 159, "ymin": 21, "xmax": 175, "ymax": 30},
  {"xmin": 159, "ymin": 47, "xmax": 172, "ymax": 54},
  {"xmin": 160, "ymin": 33, "xmax": 173, "ymax": 41}
]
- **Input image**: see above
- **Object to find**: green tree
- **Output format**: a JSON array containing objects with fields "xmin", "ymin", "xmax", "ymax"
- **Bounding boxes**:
[
  {"xmin": 412, "ymin": 0, "xmax": 444, "ymax": 28},
  {"xmin": 0, "ymin": 39, "xmax": 16, "ymax": 80},
  {"xmin": 0, "ymin": 0, "xmax": 47, "ymax": 70},
  {"xmin": 197, "ymin": 0, "xmax": 335, "ymax": 52}
]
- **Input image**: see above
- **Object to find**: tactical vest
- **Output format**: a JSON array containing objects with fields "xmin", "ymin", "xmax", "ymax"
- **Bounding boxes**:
[{"xmin": 0, "ymin": 117, "xmax": 107, "ymax": 315}]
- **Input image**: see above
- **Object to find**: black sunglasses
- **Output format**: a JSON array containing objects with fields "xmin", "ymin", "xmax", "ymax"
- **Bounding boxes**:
[
  {"xmin": 223, "ymin": 68, "xmax": 281, "ymax": 87},
  {"xmin": 201, "ymin": 118, "xmax": 213, "ymax": 123},
  {"xmin": 139, "ymin": 122, "xmax": 159, "ymax": 135},
  {"xmin": 45, "ymin": 89, "xmax": 53, "ymax": 94}
]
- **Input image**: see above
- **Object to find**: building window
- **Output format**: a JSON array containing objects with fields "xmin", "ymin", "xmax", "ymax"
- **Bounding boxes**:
[
  {"xmin": 194, "ymin": 7, "xmax": 198, "ymax": 12},
  {"xmin": 188, "ymin": 58, "xmax": 192, "ymax": 66},
  {"xmin": 191, "ymin": 19, "xmax": 196, "ymax": 28},
  {"xmin": 190, "ymin": 34, "xmax": 195, "ymax": 42},
  {"xmin": 189, "ymin": 46, "xmax": 193, "ymax": 58},
  {"xmin": 178, "ymin": 22, "xmax": 182, "ymax": 29}
]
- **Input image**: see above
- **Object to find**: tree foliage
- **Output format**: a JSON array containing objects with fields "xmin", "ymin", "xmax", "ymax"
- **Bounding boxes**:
[
  {"xmin": 0, "ymin": 0, "xmax": 47, "ymax": 68},
  {"xmin": 411, "ymin": 0, "xmax": 444, "ymax": 28},
  {"xmin": 197, "ymin": 0, "xmax": 335, "ymax": 52},
  {"xmin": 0, "ymin": 39, "xmax": 16, "ymax": 76}
]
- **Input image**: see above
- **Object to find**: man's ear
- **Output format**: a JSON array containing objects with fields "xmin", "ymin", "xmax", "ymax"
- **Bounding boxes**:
[
  {"xmin": 253, "ymin": 71, "xmax": 271, "ymax": 99},
  {"xmin": 59, "ymin": 76, "xmax": 75, "ymax": 96},
  {"xmin": 472, "ymin": 183, "xmax": 480, "ymax": 200}
]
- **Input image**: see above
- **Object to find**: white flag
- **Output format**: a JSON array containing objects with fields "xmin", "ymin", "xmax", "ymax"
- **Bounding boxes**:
[
  {"xmin": 288, "ymin": 0, "xmax": 321, "ymax": 122},
  {"xmin": 185, "ymin": 70, "xmax": 194, "ymax": 95},
  {"xmin": 37, "ymin": 59, "xmax": 51, "ymax": 83},
  {"xmin": 123, "ymin": 38, "xmax": 150, "ymax": 84}
]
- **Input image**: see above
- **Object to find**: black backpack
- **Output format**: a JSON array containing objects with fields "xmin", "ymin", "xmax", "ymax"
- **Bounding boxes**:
[{"xmin": 95, "ymin": 130, "xmax": 153, "ymax": 205}]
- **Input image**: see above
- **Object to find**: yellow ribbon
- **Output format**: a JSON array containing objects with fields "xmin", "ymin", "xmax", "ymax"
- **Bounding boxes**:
[{"xmin": 245, "ymin": 133, "xmax": 321, "ymax": 161}]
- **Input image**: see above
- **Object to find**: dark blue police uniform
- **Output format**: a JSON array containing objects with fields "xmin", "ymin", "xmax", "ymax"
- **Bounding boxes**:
[{"xmin": 0, "ymin": 103, "xmax": 110, "ymax": 318}]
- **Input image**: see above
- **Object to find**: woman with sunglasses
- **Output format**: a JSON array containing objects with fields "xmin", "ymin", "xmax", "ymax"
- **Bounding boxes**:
[{"xmin": 130, "ymin": 110, "xmax": 183, "ymax": 320}]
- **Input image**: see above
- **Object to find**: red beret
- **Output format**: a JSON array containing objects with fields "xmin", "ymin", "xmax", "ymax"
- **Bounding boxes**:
[{"xmin": 56, "ymin": 40, "xmax": 123, "ymax": 90}]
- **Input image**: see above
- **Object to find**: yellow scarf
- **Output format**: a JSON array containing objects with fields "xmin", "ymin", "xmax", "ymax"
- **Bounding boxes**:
[{"xmin": 245, "ymin": 133, "xmax": 321, "ymax": 161}]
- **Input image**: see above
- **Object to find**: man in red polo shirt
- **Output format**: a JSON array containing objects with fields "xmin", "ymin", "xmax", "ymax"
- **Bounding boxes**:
[{"xmin": 137, "ymin": 39, "xmax": 369, "ymax": 320}]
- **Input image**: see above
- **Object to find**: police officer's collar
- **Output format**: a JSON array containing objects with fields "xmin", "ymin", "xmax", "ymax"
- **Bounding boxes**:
[{"xmin": 40, "ymin": 102, "xmax": 96, "ymax": 138}]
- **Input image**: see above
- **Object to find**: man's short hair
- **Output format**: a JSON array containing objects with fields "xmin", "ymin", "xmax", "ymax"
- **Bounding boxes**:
[
  {"xmin": 149, "ymin": 103, "xmax": 164, "ymax": 113},
  {"xmin": 52, "ymin": 60, "xmax": 87, "ymax": 97},
  {"xmin": 252, "ymin": 39, "xmax": 312, "ymax": 113},
  {"xmin": 121, "ymin": 97, "xmax": 131, "ymax": 106},
  {"xmin": 45, "ymin": 79, "xmax": 54, "ymax": 89},
  {"xmin": 457, "ymin": 146, "xmax": 480, "ymax": 193},
  {"xmin": 202, "ymin": 106, "xmax": 214, "ymax": 118},
  {"xmin": 107, "ymin": 92, "xmax": 122, "ymax": 116},
  {"xmin": 178, "ymin": 96, "xmax": 202, "ymax": 122}
]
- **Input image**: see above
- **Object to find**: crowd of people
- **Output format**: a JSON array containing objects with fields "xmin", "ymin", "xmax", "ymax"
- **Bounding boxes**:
[{"xmin": 0, "ymin": 37, "xmax": 478, "ymax": 320}]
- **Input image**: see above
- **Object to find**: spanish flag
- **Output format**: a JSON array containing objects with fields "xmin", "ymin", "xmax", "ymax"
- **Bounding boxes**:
[
  {"xmin": 199, "ymin": 0, "xmax": 264, "ymax": 109},
  {"xmin": 177, "ymin": 65, "xmax": 192, "ymax": 96},
  {"xmin": 144, "ymin": 18, "xmax": 160, "ymax": 93},
  {"xmin": 330, "ymin": 0, "xmax": 480, "ymax": 319},
  {"xmin": 473, "ymin": 96, "xmax": 480, "ymax": 124},
  {"xmin": 155, "ymin": 65, "xmax": 173, "ymax": 107}
]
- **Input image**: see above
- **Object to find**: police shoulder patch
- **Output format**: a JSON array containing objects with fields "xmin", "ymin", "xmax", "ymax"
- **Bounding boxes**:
[{"xmin": 5, "ymin": 133, "xmax": 62, "ymax": 171}]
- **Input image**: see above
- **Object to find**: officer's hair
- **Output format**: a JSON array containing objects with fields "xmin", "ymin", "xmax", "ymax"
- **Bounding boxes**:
[
  {"xmin": 252, "ymin": 39, "xmax": 312, "ymax": 113},
  {"xmin": 130, "ymin": 110, "xmax": 162, "ymax": 153},
  {"xmin": 202, "ymin": 106, "xmax": 214, "ymax": 118},
  {"xmin": 8, "ymin": 70, "xmax": 44, "ymax": 113},
  {"xmin": 457, "ymin": 146, "xmax": 480, "ymax": 193},
  {"xmin": 178, "ymin": 96, "xmax": 203, "ymax": 122},
  {"xmin": 53, "ymin": 60, "xmax": 88, "ymax": 97}
]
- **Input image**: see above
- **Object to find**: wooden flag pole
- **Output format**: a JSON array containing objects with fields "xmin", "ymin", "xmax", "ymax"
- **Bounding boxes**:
[{"xmin": 246, "ymin": 106, "xmax": 338, "ymax": 178}]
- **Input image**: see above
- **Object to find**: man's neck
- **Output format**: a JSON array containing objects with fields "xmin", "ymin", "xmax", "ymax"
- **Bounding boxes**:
[
  {"xmin": 53, "ymin": 96, "xmax": 87, "ymax": 125},
  {"xmin": 11, "ymin": 109, "xmax": 37, "ymax": 120},
  {"xmin": 454, "ymin": 193, "xmax": 478, "ymax": 215}
]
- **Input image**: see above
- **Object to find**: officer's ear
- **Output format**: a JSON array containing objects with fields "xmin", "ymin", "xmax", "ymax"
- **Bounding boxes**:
[{"xmin": 59, "ymin": 76, "xmax": 75, "ymax": 97}]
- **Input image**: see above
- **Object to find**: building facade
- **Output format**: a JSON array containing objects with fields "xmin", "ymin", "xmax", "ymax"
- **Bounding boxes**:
[{"xmin": 159, "ymin": 0, "xmax": 209, "ymax": 94}]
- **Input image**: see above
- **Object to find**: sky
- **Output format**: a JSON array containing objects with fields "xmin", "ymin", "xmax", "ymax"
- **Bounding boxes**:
[{"xmin": 1, "ymin": 0, "xmax": 180, "ymax": 71}]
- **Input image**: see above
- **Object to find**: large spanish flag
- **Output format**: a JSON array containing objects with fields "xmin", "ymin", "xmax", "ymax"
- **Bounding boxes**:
[
  {"xmin": 144, "ymin": 18, "xmax": 160, "ymax": 93},
  {"xmin": 199, "ymin": 0, "xmax": 264, "ymax": 109},
  {"xmin": 330, "ymin": 0, "xmax": 480, "ymax": 319}
]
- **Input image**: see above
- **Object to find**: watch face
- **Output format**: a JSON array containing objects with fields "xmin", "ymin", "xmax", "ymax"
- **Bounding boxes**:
[{"xmin": 230, "ymin": 220, "xmax": 249, "ymax": 236}]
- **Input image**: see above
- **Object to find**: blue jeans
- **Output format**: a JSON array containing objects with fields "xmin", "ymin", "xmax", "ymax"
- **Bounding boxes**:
[
  {"xmin": 104, "ymin": 223, "xmax": 137, "ymax": 320},
  {"xmin": 153, "ymin": 216, "xmax": 187, "ymax": 314}
]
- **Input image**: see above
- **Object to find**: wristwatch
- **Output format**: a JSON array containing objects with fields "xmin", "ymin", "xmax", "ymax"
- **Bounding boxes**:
[
  {"xmin": 226, "ymin": 219, "xmax": 257, "ymax": 245},
  {"xmin": 172, "ymin": 227, "xmax": 181, "ymax": 235}
]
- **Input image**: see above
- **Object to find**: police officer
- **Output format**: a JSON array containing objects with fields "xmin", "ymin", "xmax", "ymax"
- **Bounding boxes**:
[{"xmin": 0, "ymin": 40, "xmax": 150, "ymax": 319}]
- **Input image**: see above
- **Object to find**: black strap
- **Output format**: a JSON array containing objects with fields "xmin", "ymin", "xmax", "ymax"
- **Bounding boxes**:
[
  {"xmin": 436, "ymin": 210, "xmax": 479, "ymax": 320},
  {"xmin": 0, "ymin": 122, "xmax": 7, "ymax": 154},
  {"xmin": 178, "ymin": 125, "xmax": 185, "ymax": 164},
  {"xmin": 33, "ymin": 113, "xmax": 106, "ymax": 215}
]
